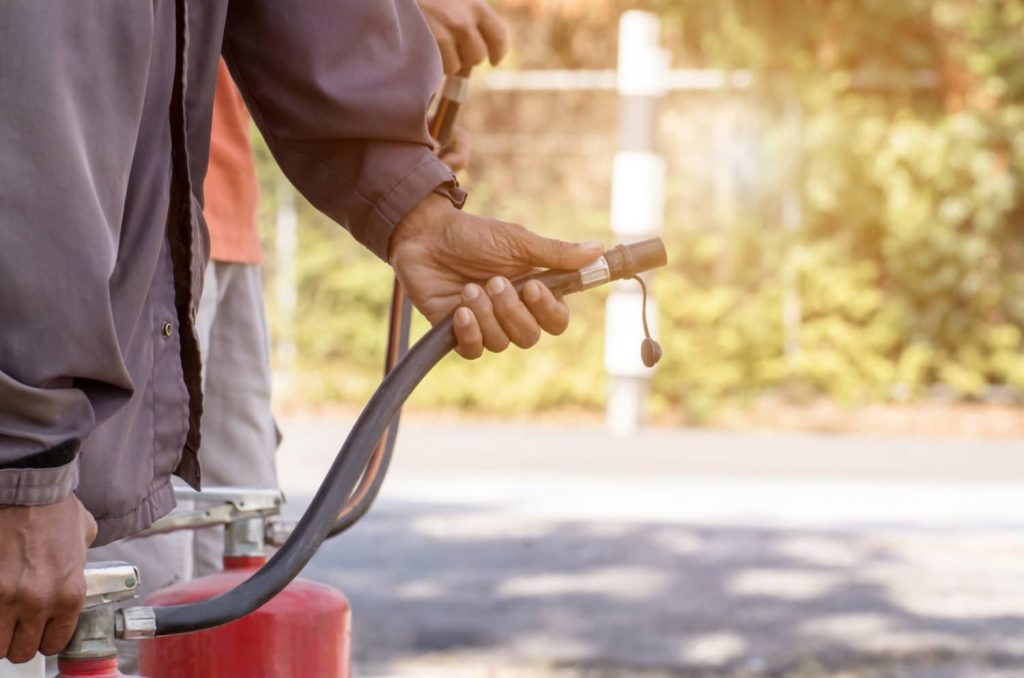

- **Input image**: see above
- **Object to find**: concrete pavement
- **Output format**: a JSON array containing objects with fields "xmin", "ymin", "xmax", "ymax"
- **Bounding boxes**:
[{"xmin": 276, "ymin": 418, "xmax": 1024, "ymax": 677}]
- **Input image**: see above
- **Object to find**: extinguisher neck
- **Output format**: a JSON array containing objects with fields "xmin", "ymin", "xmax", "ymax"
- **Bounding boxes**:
[
  {"xmin": 223, "ymin": 555, "xmax": 268, "ymax": 570},
  {"xmin": 56, "ymin": 657, "xmax": 124, "ymax": 677}
]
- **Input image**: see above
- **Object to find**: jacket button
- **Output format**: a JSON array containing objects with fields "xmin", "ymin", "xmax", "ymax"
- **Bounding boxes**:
[{"xmin": 161, "ymin": 322, "xmax": 174, "ymax": 337}]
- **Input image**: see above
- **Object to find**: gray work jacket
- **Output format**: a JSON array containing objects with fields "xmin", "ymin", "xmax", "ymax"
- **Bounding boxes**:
[{"xmin": 0, "ymin": 0, "xmax": 461, "ymax": 544}]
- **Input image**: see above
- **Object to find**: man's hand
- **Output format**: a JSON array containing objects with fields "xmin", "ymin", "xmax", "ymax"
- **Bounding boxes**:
[
  {"xmin": 0, "ymin": 495, "xmax": 96, "ymax": 663},
  {"xmin": 390, "ymin": 194, "xmax": 603, "ymax": 359},
  {"xmin": 417, "ymin": 0, "xmax": 509, "ymax": 75},
  {"xmin": 438, "ymin": 125, "xmax": 472, "ymax": 173}
]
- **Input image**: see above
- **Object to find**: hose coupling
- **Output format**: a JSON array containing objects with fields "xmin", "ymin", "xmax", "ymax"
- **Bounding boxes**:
[
  {"xmin": 579, "ymin": 257, "xmax": 612, "ymax": 290},
  {"xmin": 116, "ymin": 607, "xmax": 157, "ymax": 640}
]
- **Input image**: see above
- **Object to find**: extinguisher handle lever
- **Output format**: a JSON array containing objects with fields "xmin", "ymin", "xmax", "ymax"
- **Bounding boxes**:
[
  {"xmin": 131, "ymin": 487, "xmax": 284, "ymax": 538},
  {"xmin": 171, "ymin": 485, "xmax": 285, "ymax": 512},
  {"xmin": 83, "ymin": 562, "xmax": 140, "ymax": 609}
]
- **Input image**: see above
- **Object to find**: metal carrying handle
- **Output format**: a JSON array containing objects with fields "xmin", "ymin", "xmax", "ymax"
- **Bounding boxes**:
[
  {"xmin": 83, "ymin": 562, "xmax": 140, "ymax": 609},
  {"xmin": 131, "ymin": 487, "xmax": 284, "ymax": 538}
]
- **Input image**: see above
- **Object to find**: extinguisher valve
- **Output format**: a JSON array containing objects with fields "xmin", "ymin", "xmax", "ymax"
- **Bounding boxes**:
[{"xmin": 61, "ymin": 562, "xmax": 142, "ymax": 660}]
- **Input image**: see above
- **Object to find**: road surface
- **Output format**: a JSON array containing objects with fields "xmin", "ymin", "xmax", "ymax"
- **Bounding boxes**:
[{"xmin": 277, "ymin": 418, "xmax": 1024, "ymax": 677}]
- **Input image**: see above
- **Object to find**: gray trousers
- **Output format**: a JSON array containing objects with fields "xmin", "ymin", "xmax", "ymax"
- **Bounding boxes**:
[{"xmin": 74, "ymin": 261, "xmax": 278, "ymax": 673}]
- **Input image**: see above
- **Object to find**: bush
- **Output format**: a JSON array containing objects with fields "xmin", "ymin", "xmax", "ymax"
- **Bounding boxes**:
[{"xmin": 255, "ymin": 0, "xmax": 1024, "ymax": 420}]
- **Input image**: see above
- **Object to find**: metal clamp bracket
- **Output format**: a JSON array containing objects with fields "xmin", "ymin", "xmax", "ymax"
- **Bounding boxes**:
[{"xmin": 131, "ymin": 486, "xmax": 284, "ymax": 538}]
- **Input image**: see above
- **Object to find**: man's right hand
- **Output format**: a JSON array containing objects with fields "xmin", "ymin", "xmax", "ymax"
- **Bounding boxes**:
[
  {"xmin": 390, "ymin": 193, "xmax": 603, "ymax": 360},
  {"xmin": 0, "ymin": 494, "xmax": 96, "ymax": 663}
]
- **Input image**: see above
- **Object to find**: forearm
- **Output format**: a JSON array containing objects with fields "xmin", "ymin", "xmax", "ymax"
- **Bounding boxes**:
[{"xmin": 223, "ymin": 0, "xmax": 460, "ymax": 259}]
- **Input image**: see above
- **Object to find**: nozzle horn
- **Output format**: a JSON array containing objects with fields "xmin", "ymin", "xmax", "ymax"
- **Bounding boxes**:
[{"xmin": 605, "ymin": 238, "xmax": 668, "ymax": 280}]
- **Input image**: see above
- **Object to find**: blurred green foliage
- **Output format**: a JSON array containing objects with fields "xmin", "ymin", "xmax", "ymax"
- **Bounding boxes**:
[{"xmin": 257, "ymin": 0, "xmax": 1024, "ymax": 420}]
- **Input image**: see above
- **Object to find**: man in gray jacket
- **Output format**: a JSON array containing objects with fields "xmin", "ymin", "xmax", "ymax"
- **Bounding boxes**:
[{"xmin": 0, "ymin": 0, "xmax": 601, "ymax": 664}]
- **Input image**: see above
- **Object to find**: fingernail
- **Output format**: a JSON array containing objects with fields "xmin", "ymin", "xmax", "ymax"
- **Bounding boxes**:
[
  {"xmin": 463, "ymin": 284, "xmax": 480, "ymax": 301},
  {"xmin": 582, "ymin": 240, "xmax": 604, "ymax": 251},
  {"xmin": 487, "ymin": 277, "xmax": 506, "ymax": 294},
  {"xmin": 524, "ymin": 281, "xmax": 541, "ymax": 303},
  {"xmin": 455, "ymin": 307, "xmax": 472, "ymax": 325}
]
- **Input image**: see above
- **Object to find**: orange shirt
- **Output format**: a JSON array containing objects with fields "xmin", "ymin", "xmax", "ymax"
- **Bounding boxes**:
[{"xmin": 204, "ymin": 59, "xmax": 261, "ymax": 264}]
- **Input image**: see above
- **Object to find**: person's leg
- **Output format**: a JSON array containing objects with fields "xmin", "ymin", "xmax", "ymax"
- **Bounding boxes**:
[
  {"xmin": 0, "ymin": 655, "xmax": 43, "ymax": 678},
  {"xmin": 195, "ymin": 259, "xmax": 226, "ymax": 385},
  {"xmin": 192, "ymin": 262, "xmax": 278, "ymax": 577}
]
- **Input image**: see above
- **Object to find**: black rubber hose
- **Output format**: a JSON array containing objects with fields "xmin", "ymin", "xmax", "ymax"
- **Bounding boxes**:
[
  {"xmin": 326, "ymin": 238, "xmax": 670, "ymax": 539},
  {"xmin": 327, "ymin": 294, "xmax": 411, "ymax": 539},
  {"xmin": 327, "ymin": 68, "xmax": 473, "ymax": 537},
  {"xmin": 154, "ymin": 268, "xmax": 572, "ymax": 635},
  {"xmin": 151, "ymin": 238, "xmax": 666, "ymax": 636},
  {"xmin": 154, "ymin": 314, "xmax": 455, "ymax": 635}
]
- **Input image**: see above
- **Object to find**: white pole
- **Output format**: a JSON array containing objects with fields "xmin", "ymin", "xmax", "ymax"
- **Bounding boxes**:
[
  {"xmin": 275, "ymin": 177, "xmax": 298, "ymax": 373},
  {"xmin": 606, "ymin": 11, "xmax": 668, "ymax": 436}
]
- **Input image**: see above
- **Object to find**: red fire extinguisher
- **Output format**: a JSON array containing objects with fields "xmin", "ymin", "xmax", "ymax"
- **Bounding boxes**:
[{"xmin": 136, "ymin": 489, "xmax": 350, "ymax": 677}]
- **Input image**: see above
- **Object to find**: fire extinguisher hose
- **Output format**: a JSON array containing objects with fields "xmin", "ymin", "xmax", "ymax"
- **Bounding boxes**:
[
  {"xmin": 327, "ymin": 285, "xmax": 411, "ymax": 539},
  {"xmin": 149, "ymin": 238, "xmax": 667, "ymax": 636},
  {"xmin": 328, "ymin": 67, "xmax": 473, "ymax": 540}
]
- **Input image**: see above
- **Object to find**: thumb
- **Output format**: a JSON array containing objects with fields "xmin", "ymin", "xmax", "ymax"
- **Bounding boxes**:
[
  {"xmin": 513, "ymin": 227, "xmax": 604, "ymax": 271},
  {"xmin": 83, "ymin": 513, "xmax": 98, "ymax": 547},
  {"xmin": 74, "ymin": 497, "xmax": 98, "ymax": 547}
]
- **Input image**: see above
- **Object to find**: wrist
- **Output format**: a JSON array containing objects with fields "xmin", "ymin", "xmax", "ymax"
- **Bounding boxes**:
[{"xmin": 388, "ymin": 192, "xmax": 456, "ymax": 266}]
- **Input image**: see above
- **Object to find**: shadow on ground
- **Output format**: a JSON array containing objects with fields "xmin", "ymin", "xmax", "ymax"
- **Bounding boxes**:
[{"xmin": 283, "ymin": 497, "xmax": 1024, "ymax": 677}]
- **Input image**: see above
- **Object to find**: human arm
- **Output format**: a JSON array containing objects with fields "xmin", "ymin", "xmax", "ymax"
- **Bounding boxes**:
[
  {"xmin": 222, "ymin": 0, "xmax": 461, "ymax": 261},
  {"xmin": 0, "ymin": 3, "xmax": 150, "ymax": 659},
  {"xmin": 222, "ymin": 0, "xmax": 598, "ymax": 357}
]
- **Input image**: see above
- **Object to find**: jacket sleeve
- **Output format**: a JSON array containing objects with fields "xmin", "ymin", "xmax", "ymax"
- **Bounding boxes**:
[
  {"xmin": 0, "ymin": 3, "xmax": 141, "ymax": 505},
  {"xmin": 222, "ymin": 0, "xmax": 464, "ymax": 262}
]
